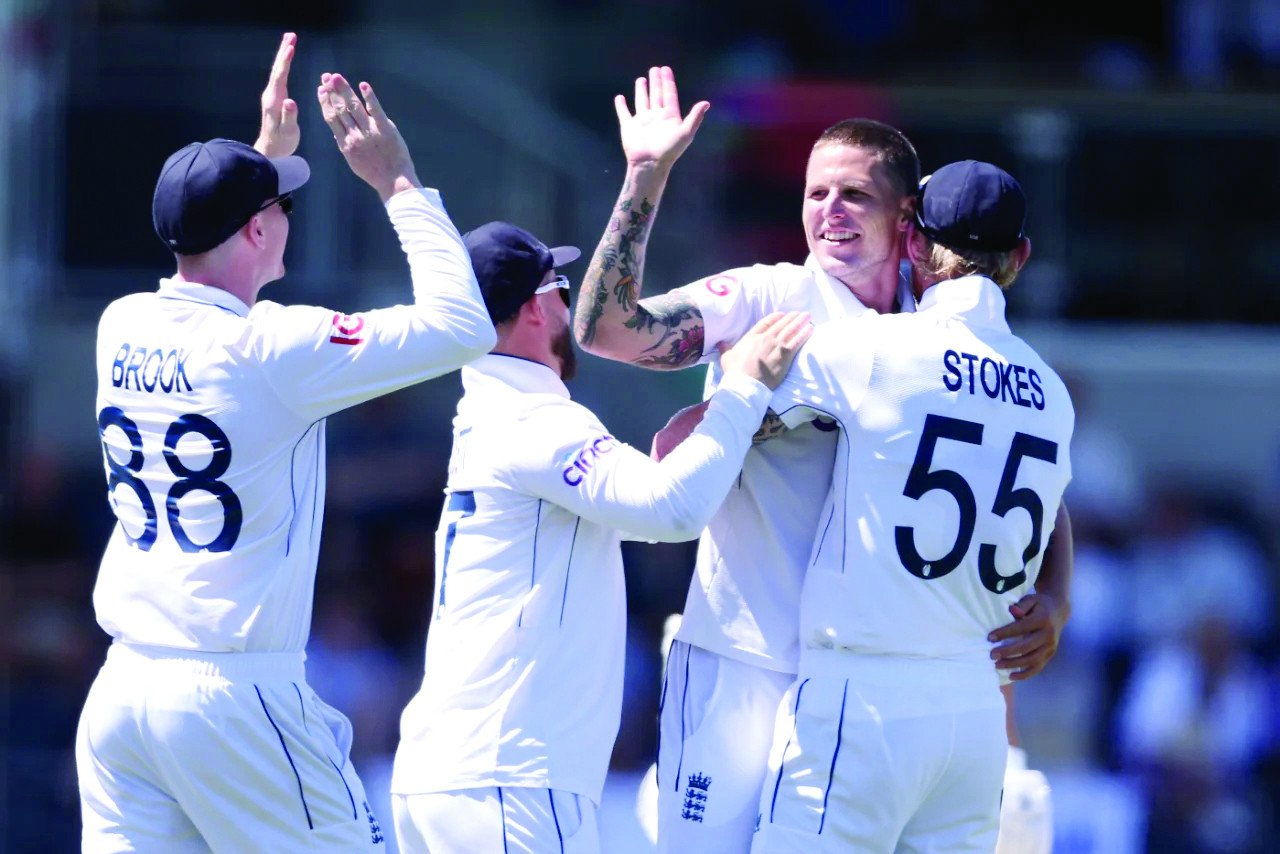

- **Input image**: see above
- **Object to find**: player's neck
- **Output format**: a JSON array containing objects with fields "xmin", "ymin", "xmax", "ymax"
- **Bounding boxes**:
[
  {"xmin": 837, "ymin": 264, "xmax": 899, "ymax": 314},
  {"xmin": 173, "ymin": 258, "xmax": 262, "ymax": 307}
]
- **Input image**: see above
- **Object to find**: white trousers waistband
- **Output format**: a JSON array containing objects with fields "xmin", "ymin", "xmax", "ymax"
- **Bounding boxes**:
[
  {"xmin": 105, "ymin": 641, "xmax": 306, "ymax": 682},
  {"xmin": 797, "ymin": 648, "xmax": 1003, "ymax": 714}
]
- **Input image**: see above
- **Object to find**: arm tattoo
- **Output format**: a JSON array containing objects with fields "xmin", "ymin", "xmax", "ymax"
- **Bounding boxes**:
[
  {"xmin": 576, "ymin": 169, "xmax": 705, "ymax": 369},
  {"xmin": 628, "ymin": 293, "xmax": 704, "ymax": 368},
  {"xmin": 752, "ymin": 410, "xmax": 789, "ymax": 445},
  {"xmin": 577, "ymin": 187, "xmax": 654, "ymax": 347}
]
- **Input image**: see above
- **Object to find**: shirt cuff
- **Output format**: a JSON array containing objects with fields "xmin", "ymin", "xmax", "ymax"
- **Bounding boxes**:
[
  {"xmin": 713, "ymin": 371, "xmax": 771, "ymax": 417},
  {"xmin": 384, "ymin": 186, "xmax": 443, "ymax": 213}
]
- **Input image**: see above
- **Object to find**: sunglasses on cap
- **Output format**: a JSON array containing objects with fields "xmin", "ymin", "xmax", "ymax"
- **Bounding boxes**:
[{"xmin": 534, "ymin": 274, "xmax": 571, "ymax": 306}]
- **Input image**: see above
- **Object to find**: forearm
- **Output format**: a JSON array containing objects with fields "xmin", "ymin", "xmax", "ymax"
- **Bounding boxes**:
[
  {"xmin": 576, "ymin": 163, "xmax": 703, "ymax": 368},
  {"xmin": 1036, "ymin": 501, "xmax": 1073, "ymax": 611},
  {"xmin": 573, "ymin": 373, "xmax": 767, "ymax": 541},
  {"xmin": 627, "ymin": 373, "xmax": 769, "ymax": 539},
  {"xmin": 1001, "ymin": 683, "xmax": 1019, "ymax": 747},
  {"xmin": 752, "ymin": 409, "xmax": 790, "ymax": 445}
]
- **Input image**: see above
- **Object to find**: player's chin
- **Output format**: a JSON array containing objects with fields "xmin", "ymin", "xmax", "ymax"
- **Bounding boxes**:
[{"xmin": 815, "ymin": 248, "xmax": 858, "ymax": 276}]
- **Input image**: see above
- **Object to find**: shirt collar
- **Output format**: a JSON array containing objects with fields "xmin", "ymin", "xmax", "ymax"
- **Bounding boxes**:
[
  {"xmin": 917, "ymin": 275, "xmax": 1009, "ymax": 331},
  {"xmin": 157, "ymin": 278, "xmax": 251, "ymax": 318},
  {"xmin": 803, "ymin": 254, "xmax": 919, "ymax": 317},
  {"xmin": 463, "ymin": 353, "xmax": 570, "ymax": 399}
]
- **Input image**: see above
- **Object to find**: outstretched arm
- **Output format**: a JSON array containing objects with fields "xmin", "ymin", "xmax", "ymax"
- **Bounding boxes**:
[
  {"xmin": 575, "ymin": 66, "xmax": 711, "ymax": 370},
  {"xmin": 533, "ymin": 313, "xmax": 811, "ymax": 541}
]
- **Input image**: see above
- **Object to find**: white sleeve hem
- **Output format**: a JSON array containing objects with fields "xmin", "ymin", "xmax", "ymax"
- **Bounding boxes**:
[{"xmin": 384, "ymin": 186, "xmax": 442, "ymax": 212}]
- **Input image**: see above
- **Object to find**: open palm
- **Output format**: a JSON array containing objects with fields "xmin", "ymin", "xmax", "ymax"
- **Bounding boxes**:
[{"xmin": 615, "ymin": 66, "xmax": 709, "ymax": 169}]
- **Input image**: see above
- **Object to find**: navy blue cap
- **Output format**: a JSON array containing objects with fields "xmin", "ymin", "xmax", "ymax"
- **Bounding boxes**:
[
  {"xmin": 152, "ymin": 138, "xmax": 310, "ymax": 255},
  {"xmin": 915, "ymin": 160, "xmax": 1026, "ymax": 253},
  {"xmin": 463, "ymin": 221, "xmax": 581, "ymax": 324}
]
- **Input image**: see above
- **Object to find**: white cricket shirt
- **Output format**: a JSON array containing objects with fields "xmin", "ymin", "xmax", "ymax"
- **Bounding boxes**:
[
  {"xmin": 391, "ymin": 354, "xmax": 771, "ymax": 804},
  {"xmin": 771, "ymin": 276, "xmax": 1074, "ymax": 667},
  {"xmin": 91, "ymin": 188, "xmax": 496, "ymax": 653},
  {"xmin": 671, "ymin": 256, "xmax": 916, "ymax": 673}
]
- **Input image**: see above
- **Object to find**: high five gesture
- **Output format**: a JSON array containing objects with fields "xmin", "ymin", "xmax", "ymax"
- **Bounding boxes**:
[
  {"xmin": 575, "ymin": 66, "xmax": 710, "ymax": 366},
  {"xmin": 316, "ymin": 73, "xmax": 421, "ymax": 202},
  {"xmin": 615, "ymin": 65, "xmax": 710, "ymax": 170},
  {"xmin": 254, "ymin": 32, "xmax": 300, "ymax": 157}
]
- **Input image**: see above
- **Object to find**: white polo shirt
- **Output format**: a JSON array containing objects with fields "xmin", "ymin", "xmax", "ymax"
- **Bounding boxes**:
[
  {"xmin": 771, "ymin": 276, "xmax": 1074, "ymax": 669},
  {"xmin": 91, "ymin": 188, "xmax": 495, "ymax": 653},
  {"xmin": 670, "ymin": 256, "xmax": 915, "ymax": 673},
  {"xmin": 391, "ymin": 354, "xmax": 771, "ymax": 804}
]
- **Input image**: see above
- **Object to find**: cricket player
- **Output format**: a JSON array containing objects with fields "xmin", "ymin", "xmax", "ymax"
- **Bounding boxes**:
[
  {"xmin": 390, "ymin": 221, "xmax": 812, "ymax": 854},
  {"xmin": 753, "ymin": 160, "xmax": 1074, "ymax": 853},
  {"xmin": 75, "ymin": 36, "xmax": 496, "ymax": 852},
  {"xmin": 576, "ymin": 66, "xmax": 1071, "ymax": 852}
]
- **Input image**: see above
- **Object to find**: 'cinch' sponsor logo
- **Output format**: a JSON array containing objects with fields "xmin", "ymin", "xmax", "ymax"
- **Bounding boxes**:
[{"xmin": 562, "ymin": 435, "xmax": 618, "ymax": 485}]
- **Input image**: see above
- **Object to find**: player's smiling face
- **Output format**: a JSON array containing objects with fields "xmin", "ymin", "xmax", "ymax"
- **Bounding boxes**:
[{"xmin": 802, "ymin": 143, "xmax": 908, "ymax": 287}]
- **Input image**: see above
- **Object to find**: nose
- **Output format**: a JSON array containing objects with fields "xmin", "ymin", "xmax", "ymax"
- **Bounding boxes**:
[{"xmin": 821, "ymin": 192, "xmax": 844, "ymax": 221}]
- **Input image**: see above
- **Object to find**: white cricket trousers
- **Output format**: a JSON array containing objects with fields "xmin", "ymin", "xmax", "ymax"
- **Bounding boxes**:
[
  {"xmin": 655, "ymin": 640, "xmax": 793, "ymax": 852},
  {"xmin": 76, "ymin": 642, "xmax": 384, "ymax": 852},
  {"xmin": 393, "ymin": 787, "xmax": 599, "ymax": 853},
  {"xmin": 753, "ymin": 652, "xmax": 1006, "ymax": 854}
]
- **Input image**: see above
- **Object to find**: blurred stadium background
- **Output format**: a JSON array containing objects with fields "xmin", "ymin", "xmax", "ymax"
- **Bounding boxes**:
[{"xmin": 2, "ymin": 1, "xmax": 1278, "ymax": 851}]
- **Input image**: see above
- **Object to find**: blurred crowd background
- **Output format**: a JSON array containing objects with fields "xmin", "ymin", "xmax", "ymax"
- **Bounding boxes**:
[{"xmin": 2, "ymin": 1, "xmax": 1279, "ymax": 852}]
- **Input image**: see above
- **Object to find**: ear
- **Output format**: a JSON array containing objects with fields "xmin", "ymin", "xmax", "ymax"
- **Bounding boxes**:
[
  {"xmin": 518, "ymin": 293, "xmax": 546, "ymax": 326},
  {"xmin": 1011, "ymin": 237, "xmax": 1032, "ymax": 272},
  {"xmin": 904, "ymin": 220, "xmax": 928, "ymax": 265},
  {"xmin": 242, "ymin": 213, "xmax": 268, "ymax": 249},
  {"xmin": 898, "ymin": 193, "xmax": 916, "ymax": 231}
]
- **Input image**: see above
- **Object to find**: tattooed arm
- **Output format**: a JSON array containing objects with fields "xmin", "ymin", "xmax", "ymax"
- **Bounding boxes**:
[
  {"xmin": 752, "ymin": 410, "xmax": 790, "ymax": 445},
  {"xmin": 575, "ymin": 65, "xmax": 711, "ymax": 370}
]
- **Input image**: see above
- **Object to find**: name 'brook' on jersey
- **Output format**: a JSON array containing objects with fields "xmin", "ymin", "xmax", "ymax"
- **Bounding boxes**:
[{"xmin": 91, "ymin": 188, "xmax": 495, "ymax": 653}]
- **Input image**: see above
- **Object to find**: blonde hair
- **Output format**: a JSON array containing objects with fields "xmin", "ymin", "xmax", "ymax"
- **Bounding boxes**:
[{"xmin": 917, "ymin": 241, "xmax": 1023, "ymax": 289}]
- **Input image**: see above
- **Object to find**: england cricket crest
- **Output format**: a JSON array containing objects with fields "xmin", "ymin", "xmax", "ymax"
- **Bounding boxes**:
[{"xmin": 681, "ymin": 772, "xmax": 711, "ymax": 822}]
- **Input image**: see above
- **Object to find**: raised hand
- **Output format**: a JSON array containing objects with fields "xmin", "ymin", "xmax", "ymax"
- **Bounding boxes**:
[
  {"xmin": 316, "ymin": 73, "xmax": 420, "ymax": 202},
  {"xmin": 614, "ymin": 66, "xmax": 710, "ymax": 170},
  {"xmin": 255, "ymin": 32, "xmax": 300, "ymax": 157},
  {"xmin": 718, "ymin": 312, "xmax": 813, "ymax": 390}
]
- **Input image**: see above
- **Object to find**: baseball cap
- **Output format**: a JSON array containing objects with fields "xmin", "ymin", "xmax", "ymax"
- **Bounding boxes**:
[
  {"xmin": 915, "ymin": 160, "xmax": 1026, "ymax": 253},
  {"xmin": 152, "ymin": 138, "xmax": 310, "ymax": 255},
  {"xmin": 463, "ymin": 221, "xmax": 581, "ymax": 324}
]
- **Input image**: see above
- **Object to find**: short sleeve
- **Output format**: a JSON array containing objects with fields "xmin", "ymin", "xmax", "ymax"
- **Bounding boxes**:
[{"xmin": 671, "ymin": 265, "xmax": 786, "ymax": 362}]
